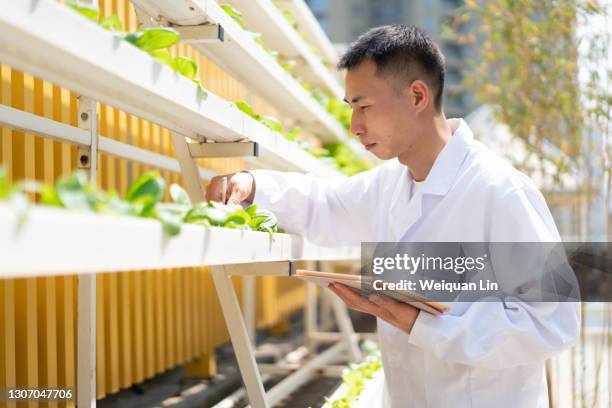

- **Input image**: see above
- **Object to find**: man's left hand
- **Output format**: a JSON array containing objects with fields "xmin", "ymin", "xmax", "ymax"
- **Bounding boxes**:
[{"xmin": 328, "ymin": 283, "xmax": 420, "ymax": 334}]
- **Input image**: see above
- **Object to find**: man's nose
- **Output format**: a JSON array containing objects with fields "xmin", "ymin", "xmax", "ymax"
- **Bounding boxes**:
[{"xmin": 350, "ymin": 112, "xmax": 366, "ymax": 136}]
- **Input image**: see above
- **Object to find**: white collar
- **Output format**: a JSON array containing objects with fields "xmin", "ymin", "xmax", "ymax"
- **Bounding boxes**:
[{"xmin": 408, "ymin": 118, "xmax": 473, "ymax": 196}]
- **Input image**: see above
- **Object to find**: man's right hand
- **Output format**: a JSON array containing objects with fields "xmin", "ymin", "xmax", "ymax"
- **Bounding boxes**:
[{"xmin": 206, "ymin": 171, "xmax": 256, "ymax": 205}]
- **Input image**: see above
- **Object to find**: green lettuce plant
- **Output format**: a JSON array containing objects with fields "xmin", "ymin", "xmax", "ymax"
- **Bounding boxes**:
[
  {"xmin": 1, "ymin": 168, "xmax": 280, "ymax": 238},
  {"xmin": 323, "ymin": 351, "xmax": 383, "ymax": 408},
  {"xmin": 66, "ymin": 1, "xmax": 207, "ymax": 97},
  {"xmin": 235, "ymin": 100, "xmax": 302, "ymax": 142}
]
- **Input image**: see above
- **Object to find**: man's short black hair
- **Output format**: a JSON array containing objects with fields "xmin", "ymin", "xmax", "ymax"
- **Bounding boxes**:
[{"xmin": 338, "ymin": 24, "xmax": 446, "ymax": 112}]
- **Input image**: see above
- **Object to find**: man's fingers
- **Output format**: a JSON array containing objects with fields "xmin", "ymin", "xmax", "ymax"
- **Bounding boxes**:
[
  {"xmin": 205, "ymin": 180, "xmax": 222, "ymax": 202},
  {"xmin": 369, "ymin": 293, "xmax": 410, "ymax": 316},
  {"xmin": 206, "ymin": 174, "xmax": 237, "ymax": 203},
  {"xmin": 226, "ymin": 192, "xmax": 242, "ymax": 205},
  {"xmin": 226, "ymin": 185, "xmax": 244, "ymax": 205},
  {"xmin": 329, "ymin": 283, "xmax": 383, "ymax": 315},
  {"xmin": 369, "ymin": 293, "xmax": 398, "ymax": 309}
]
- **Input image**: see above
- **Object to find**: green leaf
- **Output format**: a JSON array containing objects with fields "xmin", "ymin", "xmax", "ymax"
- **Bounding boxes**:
[
  {"xmin": 126, "ymin": 172, "xmax": 165, "ymax": 216},
  {"xmin": 40, "ymin": 184, "xmax": 62, "ymax": 207},
  {"xmin": 54, "ymin": 171, "xmax": 98, "ymax": 211},
  {"xmin": 192, "ymin": 79, "xmax": 209, "ymax": 99},
  {"xmin": 125, "ymin": 27, "xmax": 180, "ymax": 52},
  {"xmin": 97, "ymin": 195, "xmax": 131, "ymax": 216},
  {"xmin": 66, "ymin": 1, "xmax": 100, "ymax": 23},
  {"xmin": 267, "ymin": 49, "xmax": 279, "ymax": 60},
  {"xmin": 253, "ymin": 35, "xmax": 265, "ymax": 48},
  {"xmin": 255, "ymin": 208, "xmax": 277, "ymax": 228},
  {"xmin": 170, "ymin": 184, "xmax": 192, "ymax": 206},
  {"xmin": 9, "ymin": 192, "xmax": 30, "ymax": 227},
  {"xmin": 283, "ymin": 127, "xmax": 301, "ymax": 141},
  {"xmin": 126, "ymin": 172, "xmax": 165, "ymax": 203},
  {"xmin": 157, "ymin": 207, "xmax": 183, "ymax": 236},
  {"xmin": 225, "ymin": 208, "xmax": 251, "ymax": 226},
  {"xmin": 99, "ymin": 15, "xmax": 123, "ymax": 32},
  {"xmin": 0, "ymin": 167, "xmax": 10, "ymax": 200},
  {"xmin": 221, "ymin": 4, "xmax": 246, "ymax": 29},
  {"xmin": 235, "ymin": 100, "xmax": 256, "ymax": 118},
  {"xmin": 259, "ymin": 115, "xmax": 285, "ymax": 133},
  {"xmin": 281, "ymin": 59, "xmax": 296, "ymax": 72},
  {"xmin": 245, "ymin": 204, "xmax": 257, "ymax": 218},
  {"xmin": 184, "ymin": 203, "xmax": 228, "ymax": 226},
  {"xmin": 150, "ymin": 49, "xmax": 174, "ymax": 68},
  {"xmin": 173, "ymin": 56, "xmax": 198, "ymax": 80}
]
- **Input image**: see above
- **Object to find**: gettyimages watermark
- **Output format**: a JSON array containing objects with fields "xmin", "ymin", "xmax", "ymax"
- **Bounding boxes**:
[{"xmin": 359, "ymin": 242, "xmax": 612, "ymax": 303}]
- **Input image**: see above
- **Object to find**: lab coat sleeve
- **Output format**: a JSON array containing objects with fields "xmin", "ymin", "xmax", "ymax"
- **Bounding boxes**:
[
  {"xmin": 249, "ymin": 167, "xmax": 381, "ymax": 246},
  {"xmin": 407, "ymin": 186, "xmax": 580, "ymax": 368}
]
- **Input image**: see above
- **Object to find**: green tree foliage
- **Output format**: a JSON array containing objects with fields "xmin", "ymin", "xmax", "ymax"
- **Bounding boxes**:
[{"xmin": 447, "ymin": 0, "xmax": 610, "ymax": 184}]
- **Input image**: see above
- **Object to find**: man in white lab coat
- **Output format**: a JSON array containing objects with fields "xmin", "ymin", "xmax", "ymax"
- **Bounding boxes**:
[{"xmin": 207, "ymin": 25, "xmax": 580, "ymax": 407}]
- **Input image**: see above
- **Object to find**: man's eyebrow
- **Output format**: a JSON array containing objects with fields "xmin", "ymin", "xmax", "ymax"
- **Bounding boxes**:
[{"xmin": 343, "ymin": 95, "xmax": 363, "ymax": 105}]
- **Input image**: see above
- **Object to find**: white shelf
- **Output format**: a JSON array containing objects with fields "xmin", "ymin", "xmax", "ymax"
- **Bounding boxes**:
[
  {"xmin": 275, "ymin": 0, "xmax": 340, "ymax": 67},
  {"xmin": 223, "ymin": 0, "xmax": 343, "ymax": 99},
  {"xmin": 0, "ymin": 0, "xmax": 343, "ymax": 178},
  {"xmin": 0, "ymin": 104, "xmax": 218, "ymax": 180},
  {"xmin": 0, "ymin": 204, "xmax": 359, "ymax": 278},
  {"xmin": 130, "ymin": 0, "xmax": 348, "ymax": 144}
]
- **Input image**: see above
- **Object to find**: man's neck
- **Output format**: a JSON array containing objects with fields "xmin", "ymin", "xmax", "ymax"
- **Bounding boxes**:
[{"xmin": 398, "ymin": 116, "xmax": 455, "ymax": 182}]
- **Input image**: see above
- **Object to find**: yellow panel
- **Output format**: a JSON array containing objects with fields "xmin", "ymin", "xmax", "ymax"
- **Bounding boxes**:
[
  {"xmin": 15, "ymin": 279, "xmax": 39, "ymax": 408},
  {"xmin": 22, "ymin": 71, "xmax": 35, "ymax": 197},
  {"xmin": 174, "ymin": 271, "xmax": 184, "ymax": 364},
  {"xmin": 118, "ymin": 272, "xmax": 132, "ymax": 389},
  {"xmin": 130, "ymin": 271, "xmax": 144, "ymax": 384},
  {"xmin": 164, "ymin": 269, "xmax": 175, "ymax": 367},
  {"xmin": 96, "ymin": 274, "xmax": 106, "ymax": 400},
  {"xmin": 42, "ymin": 79, "xmax": 55, "ymax": 186},
  {"xmin": 116, "ymin": 110, "xmax": 128, "ymax": 196},
  {"xmin": 154, "ymin": 270, "xmax": 165, "ymax": 373},
  {"xmin": 50, "ymin": 84, "xmax": 62, "ymax": 180},
  {"xmin": 257, "ymin": 276, "xmax": 279, "ymax": 328},
  {"xmin": 0, "ymin": 280, "xmax": 17, "ymax": 408},
  {"xmin": 189, "ymin": 269, "xmax": 200, "ymax": 356},
  {"xmin": 59, "ymin": 276, "xmax": 76, "ymax": 408},
  {"xmin": 60, "ymin": 87, "xmax": 73, "ymax": 176},
  {"xmin": 202, "ymin": 269, "xmax": 212, "ymax": 351},
  {"xmin": 104, "ymin": 107, "xmax": 117, "ymax": 192},
  {"xmin": 37, "ymin": 277, "xmax": 58, "ymax": 408},
  {"xmin": 1, "ymin": 65, "xmax": 13, "ymax": 176},
  {"xmin": 32, "ymin": 78, "xmax": 45, "ymax": 185},
  {"xmin": 185, "ymin": 352, "xmax": 216, "ymax": 379},
  {"xmin": 10, "ymin": 69, "xmax": 25, "ymax": 181},
  {"xmin": 104, "ymin": 273, "xmax": 119, "ymax": 394},
  {"xmin": 128, "ymin": 114, "xmax": 141, "ymax": 182},
  {"xmin": 98, "ymin": 104, "xmax": 110, "ymax": 188},
  {"xmin": 142, "ymin": 270, "xmax": 155, "ymax": 379},
  {"xmin": 184, "ymin": 269, "xmax": 193, "ymax": 360}
]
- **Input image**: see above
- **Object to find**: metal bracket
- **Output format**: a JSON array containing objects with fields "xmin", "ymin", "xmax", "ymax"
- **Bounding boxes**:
[
  {"xmin": 188, "ymin": 140, "xmax": 259, "ymax": 158},
  {"xmin": 77, "ymin": 96, "xmax": 98, "ymax": 172},
  {"xmin": 174, "ymin": 23, "xmax": 224, "ymax": 44},
  {"xmin": 133, "ymin": 4, "xmax": 164, "ymax": 27}
]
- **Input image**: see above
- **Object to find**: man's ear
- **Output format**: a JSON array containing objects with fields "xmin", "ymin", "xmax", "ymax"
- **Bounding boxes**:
[{"xmin": 408, "ymin": 80, "xmax": 430, "ymax": 113}]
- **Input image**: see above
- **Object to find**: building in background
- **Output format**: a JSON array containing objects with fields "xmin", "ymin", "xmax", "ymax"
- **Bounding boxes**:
[{"xmin": 305, "ymin": 0, "xmax": 478, "ymax": 117}]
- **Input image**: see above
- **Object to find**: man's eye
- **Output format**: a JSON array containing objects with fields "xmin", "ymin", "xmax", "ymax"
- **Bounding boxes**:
[{"xmin": 361, "ymin": 105, "xmax": 371, "ymax": 110}]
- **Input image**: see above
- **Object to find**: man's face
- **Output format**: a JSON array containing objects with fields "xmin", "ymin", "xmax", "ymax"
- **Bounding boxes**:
[{"xmin": 344, "ymin": 59, "xmax": 422, "ymax": 160}]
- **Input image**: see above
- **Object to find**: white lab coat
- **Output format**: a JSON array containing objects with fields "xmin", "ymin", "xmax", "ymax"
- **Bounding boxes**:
[{"xmin": 251, "ymin": 119, "xmax": 580, "ymax": 407}]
